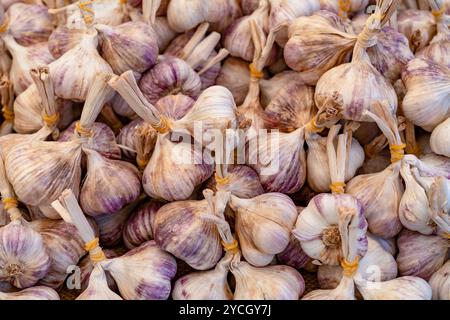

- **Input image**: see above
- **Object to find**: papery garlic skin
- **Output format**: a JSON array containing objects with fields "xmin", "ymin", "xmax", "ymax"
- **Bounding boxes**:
[
  {"xmin": 116, "ymin": 119, "xmax": 144, "ymax": 159},
  {"xmin": 0, "ymin": 286, "xmax": 59, "ymax": 300},
  {"xmin": 102, "ymin": 241, "xmax": 177, "ymax": 300},
  {"xmin": 173, "ymin": 254, "xmax": 233, "ymax": 300},
  {"xmin": 401, "ymin": 58, "xmax": 450, "ymax": 131},
  {"xmin": 276, "ymin": 234, "xmax": 310, "ymax": 270},
  {"xmin": 346, "ymin": 164, "xmax": 404, "ymax": 238},
  {"xmin": 232, "ymin": 262, "xmax": 305, "ymax": 300},
  {"xmin": 430, "ymin": 117, "xmax": 450, "ymax": 157},
  {"xmin": 429, "ymin": 260, "xmax": 450, "ymax": 300},
  {"xmin": 3, "ymin": 37, "xmax": 54, "ymax": 95},
  {"xmin": 77, "ymin": 264, "xmax": 122, "ymax": 300},
  {"xmin": 302, "ymin": 276, "xmax": 355, "ymax": 300},
  {"xmin": 315, "ymin": 53, "xmax": 398, "ymax": 122},
  {"xmin": 416, "ymin": 29, "xmax": 450, "ymax": 68},
  {"xmin": 142, "ymin": 134, "xmax": 213, "ymax": 201},
  {"xmin": 216, "ymin": 57, "xmax": 250, "ymax": 105},
  {"xmin": 396, "ymin": 229, "xmax": 448, "ymax": 280},
  {"xmin": 355, "ymin": 276, "xmax": 432, "ymax": 300},
  {"xmin": 96, "ymin": 22, "xmax": 158, "ymax": 75},
  {"xmin": 230, "ymin": 193, "xmax": 298, "ymax": 266},
  {"xmin": 6, "ymin": 3, "xmax": 52, "ymax": 46},
  {"xmin": 0, "ymin": 221, "xmax": 51, "ymax": 288},
  {"xmin": 47, "ymin": 27, "xmax": 89, "ymax": 59},
  {"xmin": 153, "ymin": 17, "xmax": 178, "ymax": 51},
  {"xmin": 154, "ymin": 200, "xmax": 222, "ymax": 270},
  {"xmin": 49, "ymin": 30, "xmax": 113, "ymax": 102},
  {"xmin": 320, "ymin": 0, "xmax": 369, "ymax": 14},
  {"xmin": 94, "ymin": 203, "xmax": 135, "ymax": 248},
  {"xmin": 123, "ymin": 200, "xmax": 162, "ymax": 250},
  {"xmin": 397, "ymin": 9, "xmax": 436, "ymax": 52},
  {"xmin": 5, "ymin": 140, "xmax": 82, "ymax": 207},
  {"xmin": 80, "ymin": 149, "xmax": 141, "ymax": 217},
  {"xmin": 293, "ymin": 193, "xmax": 368, "ymax": 265},
  {"xmin": 78, "ymin": 249, "xmax": 119, "ymax": 292}
]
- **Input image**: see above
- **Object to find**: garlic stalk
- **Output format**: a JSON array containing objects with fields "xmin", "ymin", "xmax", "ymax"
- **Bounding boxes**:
[
  {"xmin": 0, "ymin": 77, "xmax": 14, "ymax": 136},
  {"xmin": 0, "ymin": 286, "xmax": 60, "ymax": 300},
  {"xmin": 2, "ymin": 34, "xmax": 54, "ymax": 95},
  {"xmin": 52, "ymin": 189, "xmax": 177, "ymax": 300},
  {"xmin": 347, "ymin": 101, "xmax": 405, "ymax": 238}
]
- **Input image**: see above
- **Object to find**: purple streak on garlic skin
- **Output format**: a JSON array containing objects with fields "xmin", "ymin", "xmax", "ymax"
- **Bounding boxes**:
[
  {"xmin": 6, "ymin": 3, "xmax": 52, "ymax": 46},
  {"xmin": 116, "ymin": 118, "xmax": 144, "ymax": 159},
  {"xmin": 139, "ymin": 57, "xmax": 202, "ymax": 104},
  {"xmin": 155, "ymin": 94, "xmax": 195, "ymax": 120},
  {"xmin": 59, "ymin": 122, "xmax": 121, "ymax": 160},
  {"xmin": 276, "ymin": 235, "xmax": 310, "ymax": 270},
  {"xmin": 396, "ymin": 229, "xmax": 448, "ymax": 281},
  {"xmin": 47, "ymin": 27, "xmax": 88, "ymax": 59}
]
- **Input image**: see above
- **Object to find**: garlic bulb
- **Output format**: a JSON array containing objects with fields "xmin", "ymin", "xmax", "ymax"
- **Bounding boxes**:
[
  {"xmin": 5, "ymin": 3, "xmax": 52, "ymax": 46},
  {"xmin": 30, "ymin": 219, "xmax": 85, "ymax": 289},
  {"xmin": 276, "ymin": 232, "xmax": 310, "ymax": 270},
  {"xmin": 259, "ymin": 70, "xmax": 310, "ymax": 106},
  {"xmin": 77, "ymin": 264, "xmax": 122, "ymax": 300},
  {"xmin": 430, "ymin": 117, "xmax": 450, "ymax": 157},
  {"xmin": 229, "ymin": 193, "xmax": 298, "ymax": 266},
  {"xmin": 116, "ymin": 118, "xmax": 145, "ymax": 160},
  {"xmin": 0, "ymin": 77, "xmax": 14, "ymax": 136},
  {"xmin": 347, "ymin": 102, "xmax": 405, "ymax": 238},
  {"xmin": 398, "ymin": 9, "xmax": 436, "ymax": 52},
  {"xmin": 2, "ymin": 35, "xmax": 54, "ymax": 95},
  {"xmin": 123, "ymin": 200, "xmax": 162, "ymax": 249},
  {"xmin": 52, "ymin": 189, "xmax": 177, "ymax": 300},
  {"xmin": 320, "ymin": 0, "xmax": 369, "ymax": 16},
  {"xmin": 95, "ymin": 22, "xmax": 158, "ymax": 75},
  {"xmin": 396, "ymin": 229, "xmax": 448, "ymax": 280},
  {"xmin": 303, "ymin": 276, "xmax": 356, "ymax": 299},
  {"xmin": 401, "ymin": 58, "xmax": 450, "ymax": 131},
  {"xmin": 355, "ymin": 276, "xmax": 432, "ymax": 300},
  {"xmin": 153, "ymin": 191, "xmax": 223, "ymax": 270},
  {"xmin": 0, "ymin": 286, "xmax": 60, "ymax": 300},
  {"xmin": 231, "ymin": 259, "xmax": 305, "ymax": 300},
  {"xmin": 80, "ymin": 148, "xmax": 141, "ymax": 217},
  {"xmin": 216, "ymin": 57, "xmax": 250, "ymax": 105},
  {"xmin": 173, "ymin": 252, "xmax": 234, "ymax": 300},
  {"xmin": 429, "ymin": 260, "xmax": 450, "ymax": 300},
  {"xmin": 49, "ymin": 29, "xmax": 113, "ymax": 102}
]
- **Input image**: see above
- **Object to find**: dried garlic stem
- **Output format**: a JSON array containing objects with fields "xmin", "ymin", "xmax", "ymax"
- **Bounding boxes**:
[
  {"xmin": 142, "ymin": 0, "xmax": 162, "ymax": 25},
  {"xmin": 135, "ymin": 124, "xmax": 157, "ymax": 171},
  {"xmin": 0, "ymin": 76, "xmax": 14, "ymax": 135},
  {"xmin": 179, "ymin": 22, "xmax": 210, "ymax": 61},
  {"xmin": 327, "ymin": 125, "xmax": 350, "ymax": 194},
  {"xmin": 364, "ymin": 134, "xmax": 388, "ymax": 158},
  {"xmin": 0, "ymin": 158, "xmax": 22, "ymax": 221},
  {"xmin": 185, "ymin": 32, "xmax": 221, "ymax": 69},
  {"xmin": 338, "ymin": 207, "xmax": 360, "ymax": 276},
  {"xmin": 99, "ymin": 104, "xmax": 123, "ymax": 134},
  {"xmin": 404, "ymin": 120, "xmax": 421, "ymax": 156},
  {"xmin": 307, "ymin": 92, "xmax": 344, "ymax": 133}
]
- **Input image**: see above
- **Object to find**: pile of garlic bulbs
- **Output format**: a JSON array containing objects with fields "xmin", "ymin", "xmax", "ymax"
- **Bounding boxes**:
[{"xmin": 0, "ymin": 0, "xmax": 448, "ymax": 301}]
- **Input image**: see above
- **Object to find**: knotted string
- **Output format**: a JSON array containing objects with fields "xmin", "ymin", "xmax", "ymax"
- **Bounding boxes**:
[{"xmin": 84, "ymin": 237, "xmax": 107, "ymax": 263}]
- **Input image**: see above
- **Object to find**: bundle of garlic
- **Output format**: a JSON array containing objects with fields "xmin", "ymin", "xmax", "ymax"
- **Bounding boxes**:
[
  {"xmin": 139, "ymin": 23, "xmax": 229, "ymax": 104},
  {"xmin": 0, "ymin": 286, "xmax": 60, "ymax": 300},
  {"xmin": 293, "ymin": 125, "xmax": 369, "ymax": 266},
  {"xmin": 0, "ymin": 157, "xmax": 51, "ymax": 288},
  {"xmin": 52, "ymin": 189, "xmax": 177, "ymax": 300},
  {"xmin": 346, "ymin": 101, "xmax": 405, "ymax": 238},
  {"xmin": 109, "ymin": 70, "xmax": 236, "ymax": 201}
]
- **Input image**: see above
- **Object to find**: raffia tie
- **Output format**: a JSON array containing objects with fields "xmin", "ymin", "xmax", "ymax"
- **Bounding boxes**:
[
  {"xmin": 2, "ymin": 197, "xmax": 18, "ymax": 211},
  {"xmin": 338, "ymin": 0, "xmax": 351, "ymax": 19},
  {"xmin": 136, "ymin": 158, "xmax": 148, "ymax": 171},
  {"xmin": 341, "ymin": 256, "xmax": 360, "ymax": 277},
  {"xmin": 120, "ymin": 0, "xmax": 127, "ymax": 4},
  {"xmin": 153, "ymin": 116, "xmax": 172, "ymax": 134},
  {"xmin": 222, "ymin": 239, "xmax": 239, "ymax": 254},
  {"xmin": 249, "ymin": 63, "xmax": 264, "ymax": 79},
  {"xmin": 75, "ymin": 121, "xmax": 94, "ymax": 138},
  {"xmin": 0, "ymin": 18, "xmax": 9, "ymax": 33},
  {"xmin": 215, "ymin": 174, "xmax": 230, "ymax": 187},
  {"xmin": 43, "ymin": 113, "xmax": 60, "ymax": 127},
  {"xmin": 407, "ymin": 144, "xmax": 421, "ymax": 157},
  {"xmin": 305, "ymin": 116, "xmax": 324, "ymax": 134},
  {"xmin": 330, "ymin": 182, "xmax": 346, "ymax": 195},
  {"xmin": 78, "ymin": 1, "xmax": 94, "ymax": 25},
  {"xmin": 432, "ymin": 7, "xmax": 445, "ymax": 22},
  {"xmin": 390, "ymin": 143, "xmax": 406, "ymax": 164},
  {"xmin": 84, "ymin": 238, "xmax": 107, "ymax": 263},
  {"xmin": 356, "ymin": 14, "xmax": 384, "ymax": 49},
  {"xmin": 2, "ymin": 107, "xmax": 14, "ymax": 122},
  {"xmin": 443, "ymin": 232, "xmax": 450, "ymax": 240}
]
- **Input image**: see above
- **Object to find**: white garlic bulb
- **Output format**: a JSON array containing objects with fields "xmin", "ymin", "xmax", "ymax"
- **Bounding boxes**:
[
  {"xmin": 0, "ymin": 286, "xmax": 60, "ymax": 300},
  {"xmin": 430, "ymin": 117, "xmax": 450, "ymax": 157},
  {"xmin": 401, "ymin": 58, "xmax": 450, "ymax": 131},
  {"xmin": 229, "ymin": 193, "xmax": 298, "ymax": 266},
  {"xmin": 77, "ymin": 264, "xmax": 122, "ymax": 300},
  {"xmin": 428, "ymin": 260, "xmax": 450, "ymax": 300},
  {"xmin": 355, "ymin": 276, "xmax": 432, "ymax": 300},
  {"xmin": 303, "ymin": 276, "xmax": 355, "ymax": 300}
]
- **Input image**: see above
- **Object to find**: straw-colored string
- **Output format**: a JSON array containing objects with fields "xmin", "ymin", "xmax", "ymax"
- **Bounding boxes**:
[
  {"xmin": 152, "ymin": 116, "xmax": 172, "ymax": 134},
  {"xmin": 222, "ymin": 239, "xmax": 239, "ymax": 253},
  {"xmin": 0, "ymin": 18, "xmax": 9, "ymax": 33},
  {"xmin": 43, "ymin": 113, "xmax": 60, "ymax": 127},
  {"xmin": 341, "ymin": 256, "xmax": 360, "ymax": 277},
  {"xmin": 2, "ymin": 197, "xmax": 18, "ymax": 211},
  {"xmin": 84, "ymin": 237, "xmax": 107, "ymax": 263},
  {"xmin": 249, "ymin": 63, "xmax": 264, "ymax": 79},
  {"xmin": 2, "ymin": 107, "xmax": 14, "ymax": 122},
  {"xmin": 75, "ymin": 121, "xmax": 94, "ymax": 138},
  {"xmin": 330, "ymin": 182, "xmax": 346, "ymax": 194},
  {"xmin": 390, "ymin": 143, "xmax": 406, "ymax": 163}
]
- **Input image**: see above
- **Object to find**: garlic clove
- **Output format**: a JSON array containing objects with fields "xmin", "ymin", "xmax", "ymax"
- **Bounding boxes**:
[
  {"xmin": 116, "ymin": 118, "xmax": 144, "ymax": 160},
  {"xmin": 355, "ymin": 276, "xmax": 432, "ymax": 300},
  {"xmin": 101, "ymin": 241, "xmax": 177, "ymax": 300},
  {"xmin": 95, "ymin": 22, "xmax": 159, "ymax": 75},
  {"xmin": 77, "ymin": 264, "xmax": 122, "ymax": 300},
  {"xmin": 80, "ymin": 148, "xmax": 141, "ymax": 217},
  {"xmin": 428, "ymin": 260, "xmax": 450, "ymax": 300},
  {"xmin": 0, "ymin": 286, "xmax": 60, "ymax": 300},
  {"xmin": 430, "ymin": 117, "xmax": 450, "ymax": 157},
  {"xmin": 5, "ymin": 3, "xmax": 52, "ymax": 46},
  {"xmin": 123, "ymin": 200, "xmax": 162, "ymax": 250},
  {"xmin": 231, "ymin": 261, "xmax": 305, "ymax": 300},
  {"xmin": 0, "ymin": 220, "xmax": 51, "ymax": 288},
  {"xmin": 276, "ymin": 233, "xmax": 310, "ymax": 270}
]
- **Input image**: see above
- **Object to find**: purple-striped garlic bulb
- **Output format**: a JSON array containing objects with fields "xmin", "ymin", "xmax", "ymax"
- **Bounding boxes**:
[
  {"xmin": 346, "ymin": 102, "xmax": 405, "ymax": 238},
  {"xmin": 116, "ymin": 118, "xmax": 146, "ymax": 160},
  {"xmin": 2, "ymin": 35, "xmax": 54, "ymax": 95},
  {"xmin": 229, "ymin": 192, "xmax": 298, "ymax": 266},
  {"xmin": 428, "ymin": 260, "xmax": 450, "ymax": 300},
  {"xmin": 153, "ymin": 190, "xmax": 224, "ymax": 270},
  {"xmin": 216, "ymin": 57, "xmax": 251, "ymax": 105},
  {"xmin": 80, "ymin": 148, "xmax": 141, "ymax": 217},
  {"xmin": 52, "ymin": 189, "xmax": 177, "ymax": 300},
  {"xmin": 397, "ymin": 9, "xmax": 436, "ymax": 52},
  {"xmin": 401, "ymin": 58, "xmax": 450, "ymax": 132},
  {"xmin": 123, "ymin": 200, "xmax": 162, "ymax": 249},
  {"xmin": 5, "ymin": 3, "xmax": 52, "ymax": 46},
  {"xmin": 95, "ymin": 22, "xmax": 158, "ymax": 75},
  {"xmin": 0, "ymin": 286, "xmax": 60, "ymax": 300}
]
